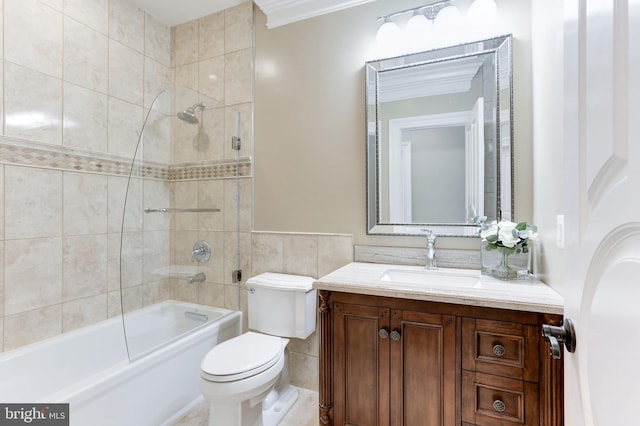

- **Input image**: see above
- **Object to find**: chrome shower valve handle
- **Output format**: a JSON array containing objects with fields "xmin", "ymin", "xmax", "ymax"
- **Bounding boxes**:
[{"xmin": 191, "ymin": 240, "xmax": 211, "ymax": 263}]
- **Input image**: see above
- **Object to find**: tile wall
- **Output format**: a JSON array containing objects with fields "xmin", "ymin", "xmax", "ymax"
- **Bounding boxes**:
[
  {"xmin": 166, "ymin": 1, "xmax": 254, "ymax": 321},
  {"xmin": 252, "ymin": 231, "xmax": 354, "ymax": 391},
  {"xmin": 0, "ymin": 0, "xmax": 172, "ymax": 352}
]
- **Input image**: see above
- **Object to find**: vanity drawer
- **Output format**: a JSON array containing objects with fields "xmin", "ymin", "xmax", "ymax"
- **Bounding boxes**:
[
  {"xmin": 462, "ymin": 371, "xmax": 539, "ymax": 426},
  {"xmin": 462, "ymin": 318, "xmax": 539, "ymax": 381}
]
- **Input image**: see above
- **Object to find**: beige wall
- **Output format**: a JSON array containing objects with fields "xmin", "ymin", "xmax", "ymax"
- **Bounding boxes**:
[
  {"xmin": 254, "ymin": 0, "xmax": 534, "ymax": 251},
  {"xmin": 531, "ymin": 0, "xmax": 565, "ymax": 293}
]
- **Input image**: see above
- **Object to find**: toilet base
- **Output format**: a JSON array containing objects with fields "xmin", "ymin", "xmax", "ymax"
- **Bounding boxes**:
[
  {"xmin": 207, "ymin": 399, "xmax": 258, "ymax": 426},
  {"xmin": 262, "ymin": 385, "xmax": 298, "ymax": 426},
  {"xmin": 207, "ymin": 385, "xmax": 298, "ymax": 426}
]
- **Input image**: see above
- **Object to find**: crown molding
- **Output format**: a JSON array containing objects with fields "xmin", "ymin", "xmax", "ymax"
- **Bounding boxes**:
[
  {"xmin": 378, "ymin": 58, "xmax": 483, "ymax": 103},
  {"xmin": 254, "ymin": 0, "xmax": 377, "ymax": 28}
]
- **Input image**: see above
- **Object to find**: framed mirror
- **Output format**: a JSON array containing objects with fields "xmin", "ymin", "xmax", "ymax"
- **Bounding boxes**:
[{"xmin": 366, "ymin": 35, "xmax": 513, "ymax": 236}]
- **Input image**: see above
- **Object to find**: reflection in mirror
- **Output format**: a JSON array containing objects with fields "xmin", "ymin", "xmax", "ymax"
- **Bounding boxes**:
[{"xmin": 366, "ymin": 35, "xmax": 513, "ymax": 236}]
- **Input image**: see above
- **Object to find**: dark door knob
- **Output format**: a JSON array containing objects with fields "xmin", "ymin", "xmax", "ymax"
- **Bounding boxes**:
[{"xmin": 542, "ymin": 319, "xmax": 576, "ymax": 359}]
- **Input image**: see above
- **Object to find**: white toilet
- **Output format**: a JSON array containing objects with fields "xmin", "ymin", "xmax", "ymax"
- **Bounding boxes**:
[{"xmin": 200, "ymin": 272, "xmax": 317, "ymax": 426}]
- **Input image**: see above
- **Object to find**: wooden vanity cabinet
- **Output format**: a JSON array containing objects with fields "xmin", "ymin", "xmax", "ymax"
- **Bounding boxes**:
[
  {"xmin": 330, "ymin": 301, "xmax": 456, "ymax": 426},
  {"xmin": 318, "ymin": 291, "xmax": 563, "ymax": 426}
]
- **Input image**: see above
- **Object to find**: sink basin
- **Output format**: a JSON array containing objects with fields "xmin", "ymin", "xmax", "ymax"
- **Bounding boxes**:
[{"xmin": 379, "ymin": 268, "xmax": 482, "ymax": 288}]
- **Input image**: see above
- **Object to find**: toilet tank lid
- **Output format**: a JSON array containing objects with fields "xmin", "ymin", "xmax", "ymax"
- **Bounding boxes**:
[{"xmin": 246, "ymin": 272, "xmax": 315, "ymax": 291}]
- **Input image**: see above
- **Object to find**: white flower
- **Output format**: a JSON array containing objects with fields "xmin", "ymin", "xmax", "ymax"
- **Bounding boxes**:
[
  {"xmin": 518, "ymin": 229, "xmax": 538, "ymax": 240},
  {"xmin": 478, "ymin": 220, "xmax": 537, "ymax": 249},
  {"xmin": 497, "ymin": 221, "xmax": 518, "ymax": 247},
  {"xmin": 479, "ymin": 222, "xmax": 498, "ymax": 239}
]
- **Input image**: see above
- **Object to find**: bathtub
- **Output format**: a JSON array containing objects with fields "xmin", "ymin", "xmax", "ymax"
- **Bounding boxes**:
[{"xmin": 0, "ymin": 300, "xmax": 242, "ymax": 426}]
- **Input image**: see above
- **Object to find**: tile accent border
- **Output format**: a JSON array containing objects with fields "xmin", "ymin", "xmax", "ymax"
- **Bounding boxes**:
[
  {"xmin": 0, "ymin": 137, "xmax": 251, "ymax": 181},
  {"xmin": 170, "ymin": 161, "xmax": 252, "ymax": 180}
]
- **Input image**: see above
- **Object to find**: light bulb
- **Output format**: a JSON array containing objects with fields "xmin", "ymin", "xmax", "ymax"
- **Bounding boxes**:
[
  {"xmin": 376, "ymin": 19, "xmax": 401, "ymax": 57},
  {"xmin": 468, "ymin": 0, "xmax": 498, "ymax": 27},
  {"xmin": 433, "ymin": 5, "xmax": 464, "ymax": 47},
  {"xmin": 434, "ymin": 5, "xmax": 463, "ymax": 27},
  {"xmin": 405, "ymin": 12, "xmax": 432, "ymax": 53}
]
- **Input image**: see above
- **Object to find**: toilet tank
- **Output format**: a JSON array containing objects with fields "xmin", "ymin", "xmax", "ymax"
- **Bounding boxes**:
[{"xmin": 246, "ymin": 273, "xmax": 317, "ymax": 339}]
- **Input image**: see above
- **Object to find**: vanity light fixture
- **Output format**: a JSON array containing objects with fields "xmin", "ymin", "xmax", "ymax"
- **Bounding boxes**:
[
  {"xmin": 468, "ymin": 0, "xmax": 498, "ymax": 24},
  {"xmin": 376, "ymin": 0, "xmax": 450, "ymax": 56},
  {"xmin": 404, "ymin": 10, "xmax": 433, "ymax": 52},
  {"xmin": 375, "ymin": 17, "xmax": 402, "ymax": 54},
  {"xmin": 375, "ymin": 0, "xmax": 499, "ymax": 57}
]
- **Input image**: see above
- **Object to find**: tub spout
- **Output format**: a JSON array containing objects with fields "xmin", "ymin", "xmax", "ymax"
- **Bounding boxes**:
[{"xmin": 187, "ymin": 272, "xmax": 206, "ymax": 284}]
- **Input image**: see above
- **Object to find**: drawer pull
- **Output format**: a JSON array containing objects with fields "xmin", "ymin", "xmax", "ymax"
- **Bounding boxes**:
[
  {"xmin": 493, "ymin": 399, "xmax": 506, "ymax": 412},
  {"xmin": 378, "ymin": 329, "xmax": 389, "ymax": 339},
  {"xmin": 390, "ymin": 330, "xmax": 401, "ymax": 341},
  {"xmin": 492, "ymin": 344, "xmax": 506, "ymax": 357}
]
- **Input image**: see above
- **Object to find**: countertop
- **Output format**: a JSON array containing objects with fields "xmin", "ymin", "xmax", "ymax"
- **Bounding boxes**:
[{"xmin": 313, "ymin": 262, "xmax": 564, "ymax": 315}]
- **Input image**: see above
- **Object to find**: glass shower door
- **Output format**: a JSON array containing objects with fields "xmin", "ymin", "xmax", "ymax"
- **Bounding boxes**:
[{"xmin": 119, "ymin": 86, "xmax": 242, "ymax": 360}]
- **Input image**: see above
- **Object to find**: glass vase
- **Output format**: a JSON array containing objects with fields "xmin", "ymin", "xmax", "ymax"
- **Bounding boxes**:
[{"xmin": 480, "ymin": 240, "xmax": 532, "ymax": 280}]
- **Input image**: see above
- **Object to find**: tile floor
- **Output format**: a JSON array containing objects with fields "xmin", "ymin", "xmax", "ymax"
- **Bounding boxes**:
[{"xmin": 173, "ymin": 387, "xmax": 318, "ymax": 426}]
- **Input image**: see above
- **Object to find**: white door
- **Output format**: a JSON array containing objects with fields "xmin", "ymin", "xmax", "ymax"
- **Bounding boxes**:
[
  {"xmin": 465, "ymin": 97, "xmax": 484, "ymax": 222},
  {"xmin": 563, "ymin": 0, "xmax": 640, "ymax": 425}
]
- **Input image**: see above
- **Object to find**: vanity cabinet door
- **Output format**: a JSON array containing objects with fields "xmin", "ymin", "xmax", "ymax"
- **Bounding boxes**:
[
  {"xmin": 332, "ymin": 303, "xmax": 456, "ymax": 426},
  {"xmin": 390, "ymin": 310, "xmax": 456, "ymax": 426},
  {"xmin": 333, "ymin": 302, "xmax": 391, "ymax": 426}
]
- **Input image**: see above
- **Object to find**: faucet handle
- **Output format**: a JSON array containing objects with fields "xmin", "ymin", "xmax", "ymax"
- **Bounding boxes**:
[
  {"xmin": 191, "ymin": 240, "xmax": 211, "ymax": 263},
  {"xmin": 421, "ymin": 228, "xmax": 435, "ymax": 238}
]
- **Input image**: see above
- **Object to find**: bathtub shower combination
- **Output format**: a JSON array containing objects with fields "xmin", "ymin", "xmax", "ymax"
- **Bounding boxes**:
[
  {"xmin": 0, "ymin": 301, "xmax": 241, "ymax": 425},
  {"xmin": 0, "ymin": 87, "xmax": 246, "ymax": 425}
]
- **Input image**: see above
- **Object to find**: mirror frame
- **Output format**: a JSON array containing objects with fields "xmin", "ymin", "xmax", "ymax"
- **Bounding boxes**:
[{"xmin": 366, "ymin": 35, "xmax": 513, "ymax": 237}]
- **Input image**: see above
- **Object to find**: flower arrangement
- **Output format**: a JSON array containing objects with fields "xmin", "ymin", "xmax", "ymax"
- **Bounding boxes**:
[
  {"xmin": 479, "ymin": 220, "xmax": 538, "ymax": 254},
  {"xmin": 477, "ymin": 220, "xmax": 538, "ymax": 280}
]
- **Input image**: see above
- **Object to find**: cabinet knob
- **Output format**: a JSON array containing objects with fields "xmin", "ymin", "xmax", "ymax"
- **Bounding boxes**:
[
  {"xmin": 378, "ymin": 328, "xmax": 389, "ymax": 339},
  {"xmin": 493, "ymin": 399, "xmax": 506, "ymax": 412},
  {"xmin": 492, "ymin": 344, "xmax": 506, "ymax": 357},
  {"xmin": 390, "ymin": 330, "xmax": 401, "ymax": 341}
]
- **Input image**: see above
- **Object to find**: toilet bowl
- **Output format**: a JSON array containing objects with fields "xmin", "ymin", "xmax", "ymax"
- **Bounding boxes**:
[
  {"xmin": 200, "ymin": 332, "xmax": 290, "ymax": 426},
  {"xmin": 199, "ymin": 273, "xmax": 316, "ymax": 426}
]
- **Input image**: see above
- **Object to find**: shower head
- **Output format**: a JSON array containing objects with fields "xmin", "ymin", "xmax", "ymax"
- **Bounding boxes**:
[{"xmin": 177, "ymin": 102, "xmax": 205, "ymax": 124}]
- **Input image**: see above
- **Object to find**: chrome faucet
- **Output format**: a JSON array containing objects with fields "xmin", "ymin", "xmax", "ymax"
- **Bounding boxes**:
[
  {"xmin": 187, "ymin": 272, "xmax": 206, "ymax": 284},
  {"xmin": 425, "ymin": 230, "xmax": 437, "ymax": 269}
]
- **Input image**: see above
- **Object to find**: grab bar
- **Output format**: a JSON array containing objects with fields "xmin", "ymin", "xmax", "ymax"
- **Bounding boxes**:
[{"xmin": 144, "ymin": 207, "xmax": 221, "ymax": 213}]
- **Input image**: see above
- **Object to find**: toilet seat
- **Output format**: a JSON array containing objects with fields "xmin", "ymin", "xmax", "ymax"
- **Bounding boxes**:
[{"xmin": 201, "ymin": 332, "xmax": 284, "ymax": 382}]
